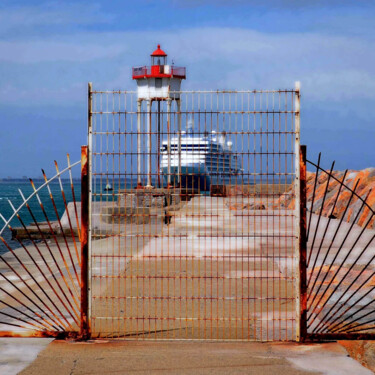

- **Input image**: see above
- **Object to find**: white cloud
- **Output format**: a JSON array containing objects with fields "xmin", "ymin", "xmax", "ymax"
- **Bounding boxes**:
[
  {"xmin": 0, "ymin": 2, "xmax": 114, "ymax": 34},
  {"xmin": 0, "ymin": 40, "xmax": 125, "ymax": 63},
  {"xmin": 171, "ymin": 0, "xmax": 373, "ymax": 8},
  {"xmin": 0, "ymin": 27, "xmax": 374, "ymax": 115}
]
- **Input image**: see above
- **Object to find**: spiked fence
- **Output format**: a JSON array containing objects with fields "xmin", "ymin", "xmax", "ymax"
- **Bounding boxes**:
[
  {"xmin": 0, "ymin": 154, "xmax": 83, "ymax": 338},
  {"xmin": 304, "ymin": 155, "xmax": 375, "ymax": 340}
]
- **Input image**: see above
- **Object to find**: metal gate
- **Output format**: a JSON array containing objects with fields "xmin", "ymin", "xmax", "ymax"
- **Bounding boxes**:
[
  {"xmin": 2, "ymin": 83, "xmax": 375, "ymax": 342},
  {"xmin": 302, "ymin": 155, "xmax": 375, "ymax": 341},
  {"xmin": 88, "ymin": 84, "xmax": 301, "ymax": 341}
]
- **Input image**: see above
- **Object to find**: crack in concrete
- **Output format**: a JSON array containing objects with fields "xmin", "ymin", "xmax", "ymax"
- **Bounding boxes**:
[{"xmin": 69, "ymin": 359, "xmax": 78, "ymax": 375}]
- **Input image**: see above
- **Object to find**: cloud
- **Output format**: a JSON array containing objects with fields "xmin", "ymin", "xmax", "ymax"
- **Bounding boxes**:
[
  {"xmin": 0, "ymin": 2, "xmax": 114, "ymax": 35},
  {"xmin": 0, "ymin": 26, "xmax": 374, "ymax": 119},
  {"xmin": 0, "ymin": 40, "xmax": 125, "ymax": 63},
  {"xmin": 170, "ymin": 0, "xmax": 373, "ymax": 8},
  {"xmin": 0, "ymin": 1, "xmax": 374, "ymax": 177}
]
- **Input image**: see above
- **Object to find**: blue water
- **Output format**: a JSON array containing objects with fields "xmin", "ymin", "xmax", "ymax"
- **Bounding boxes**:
[
  {"xmin": 0, "ymin": 178, "xmax": 134, "ymax": 255},
  {"xmin": 0, "ymin": 180, "xmax": 81, "ymax": 255},
  {"xmin": 0, "ymin": 175, "xmax": 290, "ymax": 255}
]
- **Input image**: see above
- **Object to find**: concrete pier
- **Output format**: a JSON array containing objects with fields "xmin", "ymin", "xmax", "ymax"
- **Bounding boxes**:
[{"xmin": 1, "ymin": 194, "xmax": 375, "ymax": 357}]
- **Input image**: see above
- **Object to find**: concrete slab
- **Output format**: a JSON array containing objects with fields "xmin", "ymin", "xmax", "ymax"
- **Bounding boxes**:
[
  {"xmin": 18, "ymin": 340, "xmax": 374, "ymax": 375},
  {"xmin": 0, "ymin": 338, "xmax": 53, "ymax": 375}
]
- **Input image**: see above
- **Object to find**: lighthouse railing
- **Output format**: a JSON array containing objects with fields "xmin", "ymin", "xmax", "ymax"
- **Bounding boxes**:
[{"xmin": 132, "ymin": 66, "xmax": 186, "ymax": 78}]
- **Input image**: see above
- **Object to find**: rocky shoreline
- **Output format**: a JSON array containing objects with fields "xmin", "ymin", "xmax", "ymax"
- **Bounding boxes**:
[{"xmin": 279, "ymin": 168, "xmax": 375, "ymax": 229}]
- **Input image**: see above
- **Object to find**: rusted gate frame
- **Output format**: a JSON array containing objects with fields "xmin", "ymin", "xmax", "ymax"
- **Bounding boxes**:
[
  {"xmin": 299, "ymin": 145, "xmax": 307, "ymax": 342},
  {"xmin": 0, "ymin": 83, "xmax": 300, "ymax": 340},
  {"xmin": 86, "ymin": 84, "xmax": 301, "ymax": 341},
  {"xmin": 0, "ymin": 157, "xmax": 82, "ymax": 338},
  {"xmin": 80, "ymin": 145, "xmax": 90, "ymax": 339},
  {"xmin": 291, "ymin": 145, "xmax": 375, "ymax": 342},
  {"xmin": 303, "ymin": 157, "xmax": 375, "ymax": 341},
  {"xmin": 1, "ymin": 83, "xmax": 373, "ymax": 342},
  {"xmin": 8, "ymin": 85, "xmax": 374, "ymax": 342}
]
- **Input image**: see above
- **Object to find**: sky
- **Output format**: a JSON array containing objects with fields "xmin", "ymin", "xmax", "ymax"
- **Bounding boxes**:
[{"xmin": 0, "ymin": 0, "xmax": 374, "ymax": 177}]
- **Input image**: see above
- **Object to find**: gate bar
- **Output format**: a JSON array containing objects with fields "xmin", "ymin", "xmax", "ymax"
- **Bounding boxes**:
[
  {"xmin": 294, "ymin": 81, "xmax": 301, "ymax": 341},
  {"xmin": 80, "ymin": 145, "xmax": 90, "ymax": 339},
  {"xmin": 307, "ymin": 333, "xmax": 375, "ymax": 341},
  {"xmin": 299, "ymin": 145, "xmax": 307, "ymax": 341}
]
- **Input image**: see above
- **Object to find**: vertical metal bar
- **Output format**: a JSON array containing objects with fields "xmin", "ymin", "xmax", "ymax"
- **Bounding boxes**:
[
  {"xmin": 82, "ymin": 83, "xmax": 92, "ymax": 339},
  {"xmin": 67, "ymin": 153, "xmax": 81, "ymax": 240},
  {"xmin": 147, "ymin": 100, "xmax": 152, "ymax": 187},
  {"xmin": 294, "ymin": 81, "xmax": 301, "ymax": 341},
  {"xmin": 299, "ymin": 145, "xmax": 307, "ymax": 342},
  {"xmin": 167, "ymin": 99, "xmax": 172, "ymax": 186},
  {"xmin": 88, "ymin": 84, "xmax": 94, "ymax": 335},
  {"xmin": 177, "ymin": 99, "xmax": 182, "ymax": 185},
  {"xmin": 157, "ymin": 100, "xmax": 161, "ymax": 188},
  {"xmin": 137, "ymin": 99, "xmax": 142, "ymax": 187},
  {"xmin": 80, "ymin": 145, "xmax": 90, "ymax": 339}
]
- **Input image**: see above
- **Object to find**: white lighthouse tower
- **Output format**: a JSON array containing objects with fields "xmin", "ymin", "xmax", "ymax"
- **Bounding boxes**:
[{"xmin": 133, "ymin": 44, "xmax": 186, "ymax": 188}]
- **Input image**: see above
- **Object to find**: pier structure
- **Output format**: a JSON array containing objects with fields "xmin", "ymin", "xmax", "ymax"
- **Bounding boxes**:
[{"xmin": 132, "ymin": 44, "xmax": 186, "ymax": 188}]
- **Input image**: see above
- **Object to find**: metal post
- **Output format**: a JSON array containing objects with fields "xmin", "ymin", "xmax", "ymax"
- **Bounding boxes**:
[
  {"xmin": 167, "ymin": 99, "xmax": 172, "ymax": 186},
  {"xmin": 137, "ymin": 99, "xmax": 142, "ymax": 187},
  {"xmin": 157, "ymin": 100, "xmax": 161, "ymax": 188},
  {"xmin": 146, "ymin": 100, "xmax": 152, "ymax": 188},
  {"xmin": 294, "ymin": 81, "xmax": 302, "ymax": 341},
  {"xmin": 80, "ymin": 145, "xmax": 90, "ymax": 339},
  {"xmin": 299, "ymin": 145, "xmax": 307, "ymax": 342},
  {"xmin": 177, "ymin": 99, "xmax": 182, "ymax": 186}
]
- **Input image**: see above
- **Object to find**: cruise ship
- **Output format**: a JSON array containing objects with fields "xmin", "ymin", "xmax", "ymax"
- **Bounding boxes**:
[{"xmin": 160, "ymin": 123, "xmax": 242, "ymax": 191}]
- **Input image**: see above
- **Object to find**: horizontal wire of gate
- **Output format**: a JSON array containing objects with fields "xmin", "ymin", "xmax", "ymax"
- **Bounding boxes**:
[
  {"xmin": 88, "ymin": 85, "xmax": 301, "ymax": 341},
  {"xmin": 302, "ymin": 155, "xmax": 375, "ymax": 340},
  {"xmin": 0, "ymin": 155, "xmax": 82, "ymax": 338}
]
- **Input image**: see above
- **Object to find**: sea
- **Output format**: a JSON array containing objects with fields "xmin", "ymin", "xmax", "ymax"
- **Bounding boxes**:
[
  {"xmin": 0, "ymin": 179, "xmax": 81, "ymax": 255},
  {"xmin": 0, "ymin": 178, "xmax": 138, "ymax": 255},
  {"xmin": 0, "ymin": 176, "xmax": 290, "ymax": 255}
]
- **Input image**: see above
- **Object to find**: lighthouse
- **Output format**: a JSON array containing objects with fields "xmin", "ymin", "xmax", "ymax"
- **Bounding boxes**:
[{"xmin": 132, "ymin": 45, "xmax": 186, "ymax": 188}]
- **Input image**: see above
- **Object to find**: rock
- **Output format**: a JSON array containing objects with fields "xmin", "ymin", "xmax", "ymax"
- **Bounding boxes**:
[
  {"xmin": 225, "ymin": 202, "xmax": 266, "ymax": 210},
  {"xmin": 278, "ymin": 167, "xmax": 375, "ymax": 229}
]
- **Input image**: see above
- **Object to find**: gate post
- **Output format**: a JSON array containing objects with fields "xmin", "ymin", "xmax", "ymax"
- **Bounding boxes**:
[
  {"xmin": 80, "ymin": 145, "xmax": 90, "ymax": 339},
  {"xmin": 299, "ymin": 145, "xmax": 307, "ymax": 341},
  {"xmin": 79, "ymin": 83, "xmax": 92, "ymax": 340}
]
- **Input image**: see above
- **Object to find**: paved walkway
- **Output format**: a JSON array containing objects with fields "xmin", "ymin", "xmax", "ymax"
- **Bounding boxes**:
[
  {"xmin": 90, "ymin": 197, "xmax": 297, "ymax": 340},
  {"xmin": 14, "ymin": 340, "xmax": 373, "ymax": 375},
  {"xmin": 0, "ymin": 338, "xmax": 53, "ymax": 375}
]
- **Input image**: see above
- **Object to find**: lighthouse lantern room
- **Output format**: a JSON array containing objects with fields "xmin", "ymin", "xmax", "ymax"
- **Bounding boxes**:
[
  {"xmin": 132, "ymin": 45, "xmax": 186, "ymax": 188},
  {"xmin": 132, "ymin": 44, "xmax": 186, "ymax": 100}
]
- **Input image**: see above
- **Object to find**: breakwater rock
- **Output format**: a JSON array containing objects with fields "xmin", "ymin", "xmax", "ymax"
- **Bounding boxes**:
[{"xmin": 278, "ymin": 168, "xmax": 375, "ymax": 229}]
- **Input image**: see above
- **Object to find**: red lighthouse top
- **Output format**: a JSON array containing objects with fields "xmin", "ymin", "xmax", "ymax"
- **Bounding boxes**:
[
  {"xmin": 132, "ymin": 44, "xmax": 186, "ymax": 80},
  {"xmin": 151, "ymin": 44, "xmax": 167, "ymax": 57}
]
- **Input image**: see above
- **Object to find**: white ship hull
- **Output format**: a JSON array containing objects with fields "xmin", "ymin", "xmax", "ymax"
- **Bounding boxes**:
[{"xmin": 160, "ymin": 128, "xmax": 242, "ymax": 192}]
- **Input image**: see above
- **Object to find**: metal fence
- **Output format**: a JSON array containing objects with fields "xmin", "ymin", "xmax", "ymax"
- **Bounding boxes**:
[
  {"xmin": 2, "ymin": 82, "xmax": 375, "ymax": 342},
  {"xmin": 0, "ymin": 155, "xmax": 82, "ymax": 338},
  {"xmin": 303, "ymin": 156, "xmax": 375, "ymax": 340},
  {"xmin": 88, "ymin": 85, "xmax": 301, "ymax": 340}
]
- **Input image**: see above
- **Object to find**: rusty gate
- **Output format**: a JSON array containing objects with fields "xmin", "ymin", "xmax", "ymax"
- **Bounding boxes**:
[
  {"xmin": 2, "ymin": 82, "xmax": 375, "ymax": 341},
  {"xmin": 87, "ymin": 84, "xmax": 301, "ymax": 341}
]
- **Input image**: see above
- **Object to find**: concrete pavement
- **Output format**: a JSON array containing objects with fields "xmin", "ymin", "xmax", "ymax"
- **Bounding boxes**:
[
  {"xmin": 17, "ymin": 340, "xmax": 374, "ymax": 375},
  {"xmin": 0, "ymin": 338, "xmax": 53, "ymax": 375}
]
